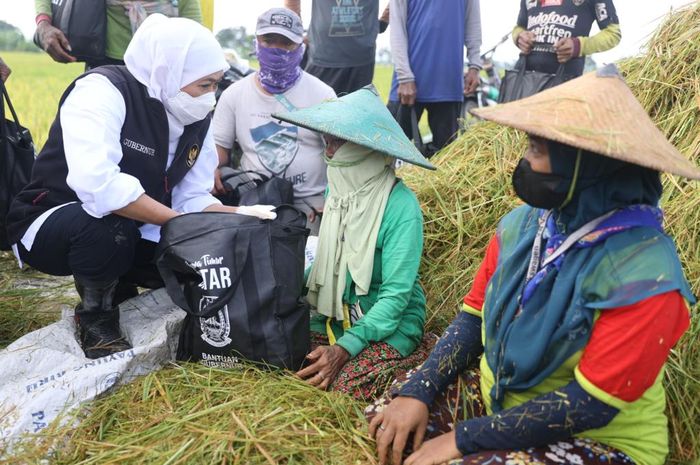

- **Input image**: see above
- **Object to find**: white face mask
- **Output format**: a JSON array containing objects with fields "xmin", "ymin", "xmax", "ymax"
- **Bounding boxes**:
[{"xmin": 164, "ymin": 91, "xmax": 216, "ymax": 126}]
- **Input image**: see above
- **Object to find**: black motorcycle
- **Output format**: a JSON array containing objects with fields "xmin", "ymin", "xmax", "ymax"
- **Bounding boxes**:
[{"xmin": 215, "ymin": 49, "xmax": 254, "ymax": 102}]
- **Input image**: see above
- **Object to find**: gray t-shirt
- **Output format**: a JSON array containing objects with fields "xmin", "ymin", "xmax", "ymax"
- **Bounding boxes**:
[
  {"xmin": 307, "ymin": 0, "xmax": 379, "ymax": 68},
  {"xmin": 212, "ymin": 73, "xmax": 335, "ymax": 201}
]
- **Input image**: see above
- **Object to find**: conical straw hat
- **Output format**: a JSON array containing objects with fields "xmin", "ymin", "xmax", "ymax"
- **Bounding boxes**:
[
  {"xmin": 272, "ymin": 85, "xmax": 435, "ymax": 170},
  {"xmin": 472, "ymin": 64, "xmax": 700, "ymax": 179}
]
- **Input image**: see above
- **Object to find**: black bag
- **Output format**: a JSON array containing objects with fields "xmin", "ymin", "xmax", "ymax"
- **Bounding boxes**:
[
  {"xmin": 0, "ymin": 80, "xmax": 35, "ymax": 250},
  {"xmin": 395, "ymin": 104, "xmax": 425, "ymax": 155},
  {"xmin": 498, "ymin": 55, "xmax": 568, "ymax": 103},
  {"xmin": 156, "ymin": 205, "xmax": 310, "ymax": 370},
  {"xmin": 49, "ymin": 0, "xmax": 107, "ymax": 62},
  {"xmin": 217, "ymin": 167, "xmax": 294, "ymax": 207}
]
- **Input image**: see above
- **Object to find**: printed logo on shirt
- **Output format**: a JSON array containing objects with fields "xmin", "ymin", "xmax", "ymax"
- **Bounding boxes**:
[
  {"xmin": 527, "ymin": 11, "xmax": 579, "ymax": 48},
  {"xmin": 540, "ymin": 0, "xmax": 563, "ymax": 6},
  {"xmin": 329, "ymin": 0, "xmax": 365, "ymax": 37},
  {"xmin": 251, "ymin": 121, "xmax": 299, "ymax": 176},
  {"xmin": 285, "ymin": 171, "xmax": 307, "ymax": 186},
  {"xmin": 526, "ymin": 0, "xmax": 538, "ymax": 9},
  {"xmin": 186, "ymin": 144, "xmax": 200, "ymax": 168},
  {"xmin": 528, "ymin": 11, "xmax": 579, "ymax": 28},
  {"xmin": 270, "ymin": 13, "xmax": 293, "ymax": 30},
  {"xmin": 595, "ymin": 2, "xmax": 608, "ymax": 21},
  {"xmin": 572, "ymin": 0, "xmax": 586, "ymax": 6},
  {"xmin": 122, "ymin": 138, "xmax": 155, "ymax": 157}
]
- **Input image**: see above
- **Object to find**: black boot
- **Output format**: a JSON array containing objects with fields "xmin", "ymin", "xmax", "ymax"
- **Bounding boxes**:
[
  {"xmin": 113, "ymin": 279, "xmax": 139, "ymax": 306},
  {"xmin": 74, "ymin": 278, "xmax": 132, "ymax": 359}
]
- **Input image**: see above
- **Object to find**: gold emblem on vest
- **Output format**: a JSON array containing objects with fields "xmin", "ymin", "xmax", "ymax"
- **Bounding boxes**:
[{"xmin": 186, "ymin": 144, "xmax": 200, "ymax": 168}]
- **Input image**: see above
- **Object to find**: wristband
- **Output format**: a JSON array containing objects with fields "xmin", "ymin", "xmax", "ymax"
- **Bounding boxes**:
[
  {"xmin": 572, "ymin": 37, "xmax": 582, "ymax": 58},
  {"xmin": 35, "ymin": 14, "xmax": 51, "ymax": 26}
]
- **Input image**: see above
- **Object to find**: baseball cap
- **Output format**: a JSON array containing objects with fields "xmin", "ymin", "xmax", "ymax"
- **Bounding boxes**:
[{"xmin": 256, "ymin": 8, "xmax": 304, "ymax": 44}]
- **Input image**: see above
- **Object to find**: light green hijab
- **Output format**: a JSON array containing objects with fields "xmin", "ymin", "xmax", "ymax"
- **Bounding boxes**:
[{"xmin": 306, "ymin": 141, "xmax": 396, "ymax": 322}]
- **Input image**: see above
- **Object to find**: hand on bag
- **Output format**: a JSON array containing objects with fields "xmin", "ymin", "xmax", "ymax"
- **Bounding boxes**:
[
  {"xmin": 212, "ymin": 168, "xmax": 226, "ymax": 195},
  {"xmin": 554, "ymin": 37, "xmax": 576, "ymax": 63},
  {"xmin": 463, "ymin": 68, "xmax": 480, "ymax": 95},
  {"xmin": 404, "ymin": 431, "xmax": 461, "ymax": 465},
  {"xmin": 308, "ymin": 207, "xmax": 323, "ymax": 223},
  {"xmin": 368, "ymin": 396, "xmax": 430, "ymax": 465},
  {"xmin": 295, "ymin": 345, "xmax": 349, "ymax": 390},
  {"xmin": 0, "ymin": 57, "xmax": 11, "ymax": 82},
  {"xmin": 235, "ymin": 205, "xmax": 277, "ymax": 220},
  {"xmin": 516, "ymin": 30, "xmax": 536, "ymax": 54},
  {"xmin": 36, "ymin": 22, "xmax": 76, "ymax": 63},
  {"xmin": 398, "ymin": 81, "xmax": 417, "ymax": 106}
]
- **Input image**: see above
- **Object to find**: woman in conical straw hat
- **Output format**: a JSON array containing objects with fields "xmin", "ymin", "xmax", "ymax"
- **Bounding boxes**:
[
  {"xmin": 365, "ymin": 65, "xmax": 698, "ymax": 465},
  {"xmin": 273, "ymin": 85, "xmax": 436, "ymax": 401}
]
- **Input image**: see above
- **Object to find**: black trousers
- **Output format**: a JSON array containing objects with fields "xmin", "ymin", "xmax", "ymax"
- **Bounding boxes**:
[
  {"xmin": 388, "ymin": 100, "xmax": 462, "ymax": 156},
  {"xmin": 17, "ymin": 203, "xmax": 162, "ymax": 288},
  {"xmin": 305, "ymin": 62, "xmax": 375, "ymax": 96}
]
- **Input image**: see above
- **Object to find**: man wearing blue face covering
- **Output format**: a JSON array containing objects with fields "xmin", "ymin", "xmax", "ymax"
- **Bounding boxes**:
[{"xmin": 213, "ymin": 8, "xmax": 336, "ymax": 235}]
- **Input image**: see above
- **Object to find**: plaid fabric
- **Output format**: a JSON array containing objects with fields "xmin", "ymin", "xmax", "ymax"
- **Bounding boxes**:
[{"xmin": 309, "ymin": 332, "xmax": 435, "ymax": 402}]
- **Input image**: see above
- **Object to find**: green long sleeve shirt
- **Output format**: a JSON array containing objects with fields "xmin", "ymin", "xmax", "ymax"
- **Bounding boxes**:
[
  {"xmin": 310, "ymin": 180, "xmax": 427, "ymax": 358},
  {"xmin": 35, "ymin": 0, "xmax": 202, "ymax": 61}
]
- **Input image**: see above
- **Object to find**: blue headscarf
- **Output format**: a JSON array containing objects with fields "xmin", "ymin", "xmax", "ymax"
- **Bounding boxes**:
[{"xmin": 483, "ymin": 141, "xmax": 695, "ymax": 411}]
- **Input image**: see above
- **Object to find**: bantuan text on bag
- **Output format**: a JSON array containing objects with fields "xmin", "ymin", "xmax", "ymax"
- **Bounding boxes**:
[{"xmin": 156, "ymin": 206, "xmax": 310, "ymax": 370}]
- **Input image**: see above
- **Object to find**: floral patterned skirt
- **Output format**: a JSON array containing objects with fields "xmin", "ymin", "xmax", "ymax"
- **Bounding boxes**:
[
  {"xmin": 309, "ymin": 332, "xmax": 435, "ymax": 402},
  {"xmin": 365, "ymin": 368, "xmax": 635, "ymax": 465}
]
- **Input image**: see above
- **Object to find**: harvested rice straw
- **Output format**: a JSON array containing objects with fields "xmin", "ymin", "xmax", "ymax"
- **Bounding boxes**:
[{"xmin": 3, "ymin": 4, "xmax": 700, "ymax": 465}]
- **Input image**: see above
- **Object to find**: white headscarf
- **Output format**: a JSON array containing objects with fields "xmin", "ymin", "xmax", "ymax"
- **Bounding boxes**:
[{"xmin": 124, "ymin": 14, "xmax": 228, "ymax": 104}]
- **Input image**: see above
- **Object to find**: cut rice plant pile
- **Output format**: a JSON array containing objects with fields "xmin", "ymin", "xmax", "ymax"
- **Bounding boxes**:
[
  {"xmin": 3, "ymin": 5, "xmax": 700, "ymax": 465},
  {"xmin": 402, "ymin": 4, "xmax": 700, "ymax": 463},
  {"xmin": 4, "ymin": 363, "xmax": 376, "ymax": 465}
]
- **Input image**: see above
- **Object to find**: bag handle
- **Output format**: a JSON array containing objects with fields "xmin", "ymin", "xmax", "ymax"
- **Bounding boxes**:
[
  {"xmin": 0, "ymin": 78, "xmax": 24, "ymax": 139},
  {"xmin": 1, "ymin": 77, "xmax": 24, "ymax": 128},
  {"xmin": 0, "ymin": 79, "xmax": 33, "ymax": 150},
  {"xmin": 409, "ymin": 106, "xmax": 425, "ymax": 154},
  {"xmin": 157, "ymin": 229, "xmax": 252, "ymax": 319},
  {"xmin": 555, "ymin": 63, "xmax": 566, "ymax": 79},
  {"xmin": 397, "ymin": 104, "xmax": 424, "ymax": 153},
  {"xmin": 519, "ymin": 52, "xmax": 567, "ymax": 79},
  {"xmin": 219, "ymin": 168, "xmax": 270, "ymax": 185},
  {"xmin": 508, "ymin": 55, "xmax": 530, "ymax": 103},
  {"xmin": 516, "ymin": 54, "xmax": 528, "ymax": 78}
]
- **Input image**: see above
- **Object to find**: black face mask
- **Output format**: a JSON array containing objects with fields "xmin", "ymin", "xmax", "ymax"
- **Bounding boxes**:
[{"xmin": 511, "ymin": 158, "xmax": 570, "ymax": 209}]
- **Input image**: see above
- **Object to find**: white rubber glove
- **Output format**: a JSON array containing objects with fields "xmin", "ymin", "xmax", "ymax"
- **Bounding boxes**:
[{"xmin": 235, "ymin": 205, "xmax": 277, "ymax": 220}]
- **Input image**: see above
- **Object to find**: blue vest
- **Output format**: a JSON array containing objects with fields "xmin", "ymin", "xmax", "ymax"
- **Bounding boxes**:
[
  {"xmin": 390, "ymin": 0, "xmax": 466, "ymax": 103},
  {"xmin": 7, "ymin": 66, "xmax": 210, "ymax": 244}
]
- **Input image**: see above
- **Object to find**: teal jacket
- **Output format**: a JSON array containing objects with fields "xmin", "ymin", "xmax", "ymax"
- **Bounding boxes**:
[{"xmin": 310, "ymin": 180, "xmax": 426, "ymax": 358}]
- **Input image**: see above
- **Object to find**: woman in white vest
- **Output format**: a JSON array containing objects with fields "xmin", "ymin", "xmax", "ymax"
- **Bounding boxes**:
[{"xmin": 7, "ymin": 15, "xmax": 275, "ymax": 360}]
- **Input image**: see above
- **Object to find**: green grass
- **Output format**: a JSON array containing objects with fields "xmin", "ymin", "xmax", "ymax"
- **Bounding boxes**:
[{"xmin": 2, "ymin": 52, "xmax": 83, "ymax": 150}]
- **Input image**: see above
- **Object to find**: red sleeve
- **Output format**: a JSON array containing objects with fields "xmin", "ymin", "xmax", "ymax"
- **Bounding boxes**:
[
  {"xmin": 578, "ymin": 291, "xmax": 690, "ymax": 403},
  {"xmin": 462, "ymin": 234, "xmax": 500, "ymax": 312}
]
